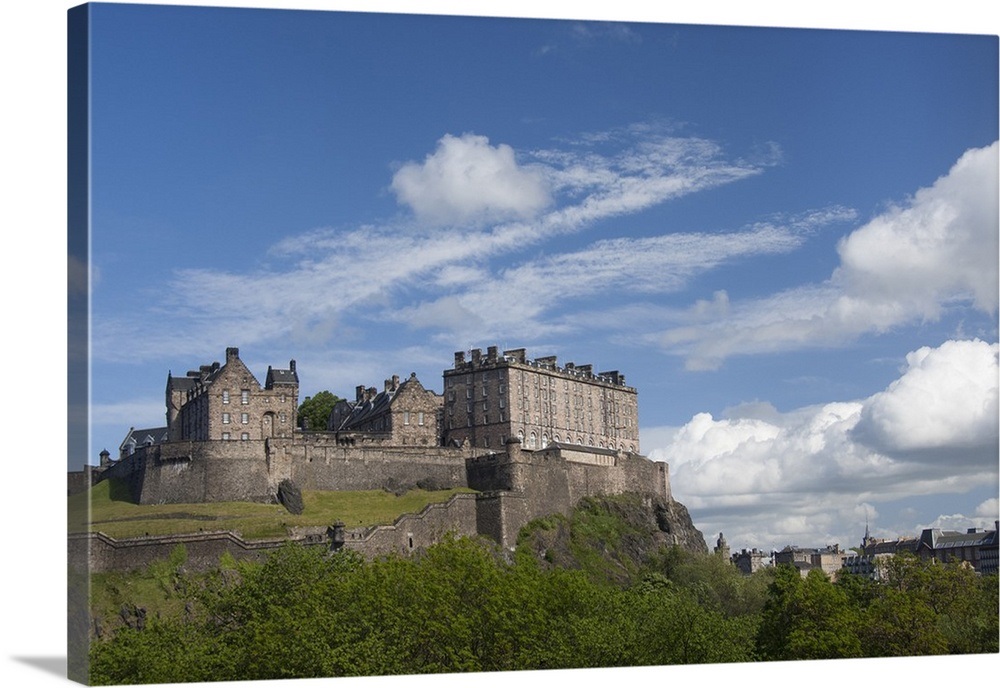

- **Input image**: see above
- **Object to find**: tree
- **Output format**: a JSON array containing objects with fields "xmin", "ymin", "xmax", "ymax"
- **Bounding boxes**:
[
  {"xmin": 297, "ymin": 390, "xmax": 342, "ymax": 430},
  {"xmin": 756, "ymin": 566, "xmax": 862, "ymax": 661}
]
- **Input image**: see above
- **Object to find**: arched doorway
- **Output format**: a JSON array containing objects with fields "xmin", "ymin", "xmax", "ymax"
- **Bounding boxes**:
[{"xmin": 261, "ymin": 412, "xmax": 275, "ymax": 439}]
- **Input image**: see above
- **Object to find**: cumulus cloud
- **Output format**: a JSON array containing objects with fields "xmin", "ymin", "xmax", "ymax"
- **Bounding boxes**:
[
  {"xmin": 646, "ymin": 339, "xmax": 999, "ymax": 551},
  {"xmin": 853, "ymin": 339, "xmax": 999, "ymax": 457},
  {"xmin": 836, "ymin": 142, "xmax": 999, "ymax": 315},
  {"xmin": 656, "ymin": 141, "xmax": 1000, "ymax": 369},
  {"xmin": 975, "ymin": 498, "xmax": 999, "ymax": 519},
  {"xmin": 391, "ymin": 133, "xmax": 552, "ymax": 226}
]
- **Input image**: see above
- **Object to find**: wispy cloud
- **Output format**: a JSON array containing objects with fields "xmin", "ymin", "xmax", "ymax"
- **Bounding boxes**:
[
  {"xmin": 654, "ymin": 141, "xmax": 1000, "ymax": 370},
  {"xmin": 387, "ymin": 208, "xmax": 854, "ymax": 342},
  {"xmin": 92, "ymin": 125, "xmax": 772, "ymax": 363}
]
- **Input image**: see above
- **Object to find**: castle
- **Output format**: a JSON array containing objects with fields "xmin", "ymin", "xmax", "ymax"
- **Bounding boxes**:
[{"xmin": 80, "ymin": 346, "xmax": 683, "ymax": 567}]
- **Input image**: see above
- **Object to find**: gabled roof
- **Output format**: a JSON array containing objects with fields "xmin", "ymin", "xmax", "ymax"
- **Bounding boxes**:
[
  {"xmin": 119, "ymin": 426, "xmax": 169, "ymax": 451},
  {"xmin": 342, "ymin": 388, "xmax": 396, "ymax": 430},
  {"xmin": 266, "ymin": 365, "xmax": 298, "ymax": 388}
]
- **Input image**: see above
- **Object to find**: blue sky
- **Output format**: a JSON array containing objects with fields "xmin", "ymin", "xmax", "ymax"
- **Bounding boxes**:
[{"xmin": 76, "ymin": 2, "xmax": 999, "ymax": 553}]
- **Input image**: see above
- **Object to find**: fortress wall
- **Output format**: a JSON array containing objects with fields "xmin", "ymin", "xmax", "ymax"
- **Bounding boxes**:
[
  {"xmin": 340, "ymin": 492, "xmax": 479, "ymax": 558},
  {"xmin": 133, "ymin": 441, "xmax": 273, "ymax": 504},
  {"xmin": 69, "ymin": 531, "xmax": 304, "ymax": 574},
  {"xmin": 564, "ymin": 452, "xmax": 670, "ymax": 505},
  {"xmin": 466, "ymin": 452, "xmax": 515, "ymax": 492},
  {"xmin": 276, "ymin": 439, "xmax": 471, "ymax": 492},
  {"xmin": 72, "ymin": 493, "xmax": 483, "ymax": 572},
  {"xmin": 474, "ymin": 491, "xmax": 531, "ymax": 550},
  {"xmin": 101, "ymin": 439, "xmax": 476, "ymax": 505}
]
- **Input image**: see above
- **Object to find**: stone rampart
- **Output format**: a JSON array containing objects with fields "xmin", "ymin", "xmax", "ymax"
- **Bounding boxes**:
[
  {"xmin": 101, "ymin": 437, "xmax": 476, "ymax": 505},
  {"xmin": 71, "ymin": 492, "xmax": 481, "ymax": 572},
  {"xmin": 339, "ymin": 492, "xmax": 479, "ymax": 558},
  {"xmin": 101, "ymin": 441, "xmax": 274, "ymax": 504},
  {"xmin": 69, "ymin": 530, "xmax": 311, "ymax": 573},
  {"xmin": 273, "ymin": 436, "xmax": 472, "ymax": 493}
]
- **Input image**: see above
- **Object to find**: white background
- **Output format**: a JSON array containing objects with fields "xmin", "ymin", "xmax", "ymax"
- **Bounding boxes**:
[{"xmin": 1, "ymin": 2, "xmax": 996, "ymax": 687}]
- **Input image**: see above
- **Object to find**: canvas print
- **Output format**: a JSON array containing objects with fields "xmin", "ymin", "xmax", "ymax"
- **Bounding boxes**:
[{"xmin": 67, "ymin": 2, "xmax": 999, "ymax": 685}]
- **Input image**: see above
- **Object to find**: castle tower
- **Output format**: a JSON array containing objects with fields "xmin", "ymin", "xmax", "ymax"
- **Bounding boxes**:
[{"xmin": 714, "ymin": 532, "xmax": 730, "ymax": 559}]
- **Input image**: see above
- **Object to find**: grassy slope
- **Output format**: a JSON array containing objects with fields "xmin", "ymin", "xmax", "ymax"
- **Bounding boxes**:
[{"xmin": 70, "ymin": 479, "xmax": 476, "ymax": 540}]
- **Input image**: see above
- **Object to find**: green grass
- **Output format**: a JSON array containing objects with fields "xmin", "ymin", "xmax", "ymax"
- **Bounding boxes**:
[{"xmin": 70, "ymin": 479, "xmax": 476, "ymax": 540}]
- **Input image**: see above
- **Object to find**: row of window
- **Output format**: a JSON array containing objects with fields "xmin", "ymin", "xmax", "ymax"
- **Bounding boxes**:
[
  {"xmin": 221, "ymin": 432, "xmax": 251, "ymax": 441},
  {"xmin": 221, "ymin": 390, "xmax": 289, "ymax": 405},
  {"xmin": 402, "ymin": 411, "xmax": 425, "ymax": 426},
  {"xmin": 222, "ymin": 412, "xmax": 287, "ymax": 424}
]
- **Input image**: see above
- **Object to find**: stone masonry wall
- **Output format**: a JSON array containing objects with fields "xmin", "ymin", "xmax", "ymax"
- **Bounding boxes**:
[
  {"xmin": 70, "ymin": 493, "xmax": 481, "ymax": 573},
  {"xmin": 275, "ymin": 436, "xmax": 472, "ymax": 492},
  {"xmin": 101, "ymin": 436, "xmax": 476, "ymax": 505},
  {"xmin": 339, "ymin": 493, "xmax": 479, "ymax": 558}
]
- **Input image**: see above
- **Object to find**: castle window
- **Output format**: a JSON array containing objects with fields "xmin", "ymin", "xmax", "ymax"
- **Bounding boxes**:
[
  {"xmin": 280, "ymin": 413, "xmax": 286, "ymax": 424},
  {"xmin": 241, "ymin": 390, "xmax": 249, "ymax": 404},
  {"xmin": 241, "ymin": 433, "xmax": 249, "ymax": 441},
  {"xmin": 280, "ymin": 394, "xmax": 286, "ymax": 403},
  {"xmin": 222, "ymin": 413, "xmax": 230, "ymax": 424},
  {"xmin": 418, "ymin": 412, "xmax": 424, "ymax": 425},
  {"xmin": 222, "ymin": 432, "xmax": 230, "ymax": 440},
  {"xmin": 466, "ymin": 388, "xmax": 471, "ymax": 399},
  {"xmin": 222, "ymin": 390, "xmax": 230, "ymax": 404},
  {"xmin": 404, "ymin": 411, "xmax": 410, "ymax": 425},
  {"xmin": 241, "ymin": 413, "xmax": 249, "ymax": 424}
]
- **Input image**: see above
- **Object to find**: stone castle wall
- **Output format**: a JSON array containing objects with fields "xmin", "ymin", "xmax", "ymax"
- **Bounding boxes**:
[
  {"xmin": 102, "ymin": 436, "xmax": 477, "ymax": 505},
  {"xmin": 90, "ymin": 432, "xmax": 672, "ymax": 563},
  {"xmin": 101, "ymin": 440, "xmax": 274, "ymax": 504},
  {"xmin": 275, "ymin": 435, "xmax": 472, "ymax": 493},
  {"xmin": 71, "ymin": 492, "xmax": 482, "ymax": 573}
]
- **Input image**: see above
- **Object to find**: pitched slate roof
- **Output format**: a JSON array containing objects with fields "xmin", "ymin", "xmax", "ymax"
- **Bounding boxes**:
[
  {"xmin": 266, "ymin": 365, "xmax": 298, "ymax": 388},
  {"xmin": 119, "ymin": 426, "xmax": 169, "ymax": 451}
]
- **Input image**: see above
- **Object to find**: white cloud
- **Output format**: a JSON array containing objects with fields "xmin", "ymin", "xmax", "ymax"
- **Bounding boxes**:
[
  {"xmin": 647, "ymin": 339, "xmax": 999, "ymax": 551},
  {"xmin": 94, "ymin": 126, "xmax": 774, "ymax": 364},
  {"xmin": 391, "ymin": 133, "xmax": 552, "ymax": 226},
  {"xmin": 836, "ymin": 141, "xmax": 999, "ymax": 315},
  {"xmin": 853, "ymin": 339, "xmax": 999, "ymax": 457},
  {"xmin": 656, "ymin": 141, "xmax": 1000, "ymax": 369},
  {"xmin": 975, "ymin": 498, "xmax": 999, "ymax": 519},
  {"xmin": 388, "ymin": 209, "xmax": 851, "ymax": 342},
  {"xmin": 921, "ymin": 502, "xmax": 1000, "ymax": 533}
]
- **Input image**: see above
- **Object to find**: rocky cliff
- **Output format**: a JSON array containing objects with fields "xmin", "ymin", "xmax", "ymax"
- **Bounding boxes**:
[{"xmin": 516, "ymin": 492, "xmax": 708, "ymax": 585}]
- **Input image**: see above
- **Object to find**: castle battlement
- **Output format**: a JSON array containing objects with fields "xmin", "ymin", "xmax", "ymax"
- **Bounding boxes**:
[{"xmin": 448, "ymin": 346, "xmax": 633, "ymax": 391}]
